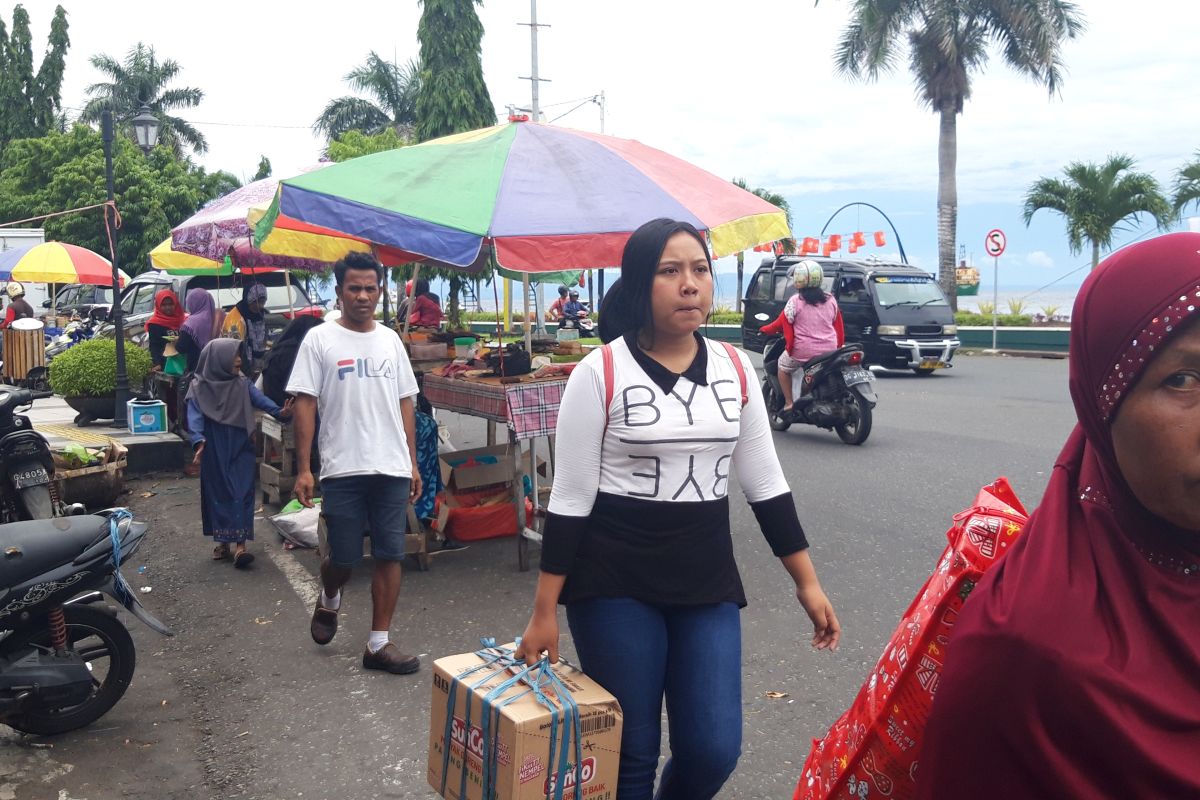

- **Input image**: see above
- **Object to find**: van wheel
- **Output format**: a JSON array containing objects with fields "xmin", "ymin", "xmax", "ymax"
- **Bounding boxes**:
[{"xmin": 912, "ymin": 367, "xmax": 937, "ymax": 376}]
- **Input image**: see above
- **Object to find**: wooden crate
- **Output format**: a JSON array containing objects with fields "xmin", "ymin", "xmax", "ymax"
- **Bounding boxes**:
[
  {"xmin": 259, "ymin": 462, "xmax": 295, "ymax": 507},
  {"xmin": 259, "ymin": 415, "xmax": 298, "ymax": 506}
]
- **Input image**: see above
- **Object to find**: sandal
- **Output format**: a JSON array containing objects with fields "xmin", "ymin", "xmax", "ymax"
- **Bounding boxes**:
[
  {"xmin": 234, "ymin": 550, "xmax": 255, "ymax": 569},
  {"xmin": 212, "ymin": 545, "xmax": 231, "ymax": 561}
]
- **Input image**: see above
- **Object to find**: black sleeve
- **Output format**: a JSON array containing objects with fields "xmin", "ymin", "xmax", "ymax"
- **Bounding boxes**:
[
  {"xmin": 749, "ymin": 493, "xmax": 809, "ymax": 557},
  {"xmin": 538, "ymin": 512, "xmax": 589, "ymax": 575},
  {"xmin": 147, "ymin": 324, "xmax": 167, "ymax": 366}
]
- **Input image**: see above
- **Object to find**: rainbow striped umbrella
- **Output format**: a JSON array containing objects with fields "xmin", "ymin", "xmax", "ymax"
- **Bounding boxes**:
[
  {"xmin": 0, "ymin": 241, "xmax": 130, "ymax": 286},
  {"xmin": 256, "ymin": 121, "xmax": 790, "ymax": 272}
]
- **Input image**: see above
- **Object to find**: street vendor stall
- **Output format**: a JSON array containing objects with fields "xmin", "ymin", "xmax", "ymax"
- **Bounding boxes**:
[{"xmin": 423, "ymin": 369, "xmax": 569, "ymax": 570}]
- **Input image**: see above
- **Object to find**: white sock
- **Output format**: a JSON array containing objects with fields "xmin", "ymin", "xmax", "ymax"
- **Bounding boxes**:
[
  {"xmin": 320, "ymin": 590, "xmax": 341, "ymax": 610},
  {"xmin": 367, "ymin": 631, "xmax": 390, "ymax": 653}
]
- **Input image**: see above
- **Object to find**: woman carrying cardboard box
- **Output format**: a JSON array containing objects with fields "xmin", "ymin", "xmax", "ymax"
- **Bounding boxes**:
[{"xmin": 516, "ymin": 218, "xmax": 841, "ymax": 800}]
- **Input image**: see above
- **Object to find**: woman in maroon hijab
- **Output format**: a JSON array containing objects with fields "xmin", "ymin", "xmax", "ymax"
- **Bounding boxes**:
[{"xmin": 915, "ymin": 232, "xmax": 1200, "ymax": 798}]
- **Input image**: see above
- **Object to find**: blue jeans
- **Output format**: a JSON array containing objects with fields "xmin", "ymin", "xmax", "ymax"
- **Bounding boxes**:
[{"xmin": 566, "ymin": 598, "xmax": 742, "ymax": 800}]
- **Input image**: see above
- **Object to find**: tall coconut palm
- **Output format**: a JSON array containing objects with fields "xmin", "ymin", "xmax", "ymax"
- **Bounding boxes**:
[
  {"xmin": 313, "ymin": 53, "xmax": 421, "ymax": 142},
  {"xmin": 828, "ymin": 0, "xmax": 1084, "ymax": 309},
  {"xmin": 1173, "ymin": 151, "xmax": 1200, "ymax": 216},
  {"xmin": 1022, "ymin": 154, "xmax": 1173, "ymax": 269},
  {"xmin": 732, "ymin": 178, "xmax": 795, "ymax": 312},
  {"xmin": 80, "ymin": 43, "xmax": 206, "ymax": 155}
]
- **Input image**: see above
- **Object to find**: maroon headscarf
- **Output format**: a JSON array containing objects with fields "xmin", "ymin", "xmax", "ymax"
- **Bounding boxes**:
[{"xmin": 915, "ymin": 233, "xmax": 1200, "ymax": 799}]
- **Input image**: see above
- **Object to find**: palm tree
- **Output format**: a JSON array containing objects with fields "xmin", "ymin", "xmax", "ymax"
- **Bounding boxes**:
[
  {"xmin": 732, "ymin": 178, "xmax": 795, "ymax": 312},
  {"xmin": 80, "ymin": 43, "xmax": 207, "ymax": 155},
  {"xmin": 1173, "ymin": 151, "xmax": 1200, "ymax": 216},
  {"xmin": 1022, "ymin": 154, "xmax": 1173, "ymax": 269},
  {"xmin": 828, "ymin": 0, "xmax": 1084, "ymax": 309},
  {"xmin": 313, "ymin": 53, "xmax": 421, "ymax": 142}
]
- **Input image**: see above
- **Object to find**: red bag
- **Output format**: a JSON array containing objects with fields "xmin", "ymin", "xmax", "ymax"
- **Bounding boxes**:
[{"xmin": 795, "ymin": 478, "xmax": 1028, "ymax": 800}]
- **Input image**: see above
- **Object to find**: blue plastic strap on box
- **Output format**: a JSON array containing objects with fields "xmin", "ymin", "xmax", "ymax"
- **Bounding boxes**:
[{"xmin": 440, "ymin": 641, "xmax": 514, "ymax": 797}]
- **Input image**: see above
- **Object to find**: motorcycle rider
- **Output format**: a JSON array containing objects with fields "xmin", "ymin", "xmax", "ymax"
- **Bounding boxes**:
[
  {"xmin": 759, "ymin": 261, "xmax": 844, "ymax": 415},
  {"xmin": 559, "ymin": 288, "xmax": 589, "ymax": 329},
  {"xmin": 1, "ymin": 282, "xmax": 34, "ymax": 329}
]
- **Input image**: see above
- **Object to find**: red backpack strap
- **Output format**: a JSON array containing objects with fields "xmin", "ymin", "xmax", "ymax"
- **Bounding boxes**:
[
  {"xmin": 600, "ymin": 344, "xmax": 615, "ymax": 432},
  {"xmin": 719, "ymin": 342, "xmax": 748, "ymax": 407}
]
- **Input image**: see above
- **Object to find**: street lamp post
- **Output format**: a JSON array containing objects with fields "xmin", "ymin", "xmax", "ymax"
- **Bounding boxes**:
[{"xmin": 103, "ymin": 104, "xmax": 159, "ymax": 426}]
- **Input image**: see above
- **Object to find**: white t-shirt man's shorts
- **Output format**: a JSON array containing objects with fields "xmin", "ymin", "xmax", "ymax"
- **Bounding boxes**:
[{"xmin": 287, "ymin": 322, "xmax": 420, "ymax": 565}]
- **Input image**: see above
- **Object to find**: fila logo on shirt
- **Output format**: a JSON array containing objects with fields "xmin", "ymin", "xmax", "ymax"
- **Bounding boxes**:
[{"xmin": 336, "ymin": 358, "xmax": 395, "ymax": 381}]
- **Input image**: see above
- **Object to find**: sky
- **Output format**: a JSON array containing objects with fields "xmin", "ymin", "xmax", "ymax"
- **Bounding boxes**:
[{"xmin": 16, "ymin": 0, "xmax": 1200, "ymax": 303}]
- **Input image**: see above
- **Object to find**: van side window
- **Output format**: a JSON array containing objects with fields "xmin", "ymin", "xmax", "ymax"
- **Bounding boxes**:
[
  {"xmin": 837, "ymin": 277, "xmax": 869, "ymax": 303},
  {"xmin": 748, "ymin": 272, "xmax": 772, "ymax": 301}
]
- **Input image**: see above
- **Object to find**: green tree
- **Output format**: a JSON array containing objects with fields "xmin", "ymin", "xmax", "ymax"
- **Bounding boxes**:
[
  {"xmin": 732, "ymin": 178, "xmax": 795, "ymax": 312},
  {"xmin": 415, "ymin": 0, "xmax": 496, "ymax": 143},
  {"xmin": 326, "ymin": 128, "xmax": 408, "ymax": 162},
  {"xmin": 0, "ymin": 4, "xmax": 69, "ymax": 156},
  {"xmin": 1022, "ymin": 154, "xmax": 1173, "ymax": 269},
  {"xmin": 1173, "ymin": 151, "xmax": 1200, "ymax": 216},
  {"xmin": 252, "ymin": 155, "xmax": 271, "ymax": 181},
  {"xmin": 314, "ymin": 52, "xmax": 421, "ymax": 142},
  {"xmin": 31, "ymin": 4, "xmax": 68, "ymax": 134},
  {"xmin": 0, "ymin": 126, "xmax": 237, "ymax": 272},
  {"xmin": 827, "ymin": 0, "xmax": 1084, "ymax": 309},
  {"xmin": 80, "ymin": 43, "xmax": 207, "ymax": 155}
]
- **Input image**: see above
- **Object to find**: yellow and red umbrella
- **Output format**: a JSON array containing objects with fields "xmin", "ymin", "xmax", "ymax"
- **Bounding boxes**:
[{"xmin": 0, "ymin": 241, "xmax": 130, "ymax": 286}]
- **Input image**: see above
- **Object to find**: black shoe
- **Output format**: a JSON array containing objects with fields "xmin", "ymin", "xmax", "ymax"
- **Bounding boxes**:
[
  {"xmin": 310, "ymin": 601, "xmax": 338, "ymax": 645},
  {"xmin": 362, "ymin": 643, "xmax": 421, "ymax": 674}
]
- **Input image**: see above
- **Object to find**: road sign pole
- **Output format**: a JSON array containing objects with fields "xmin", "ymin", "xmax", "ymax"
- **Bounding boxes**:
[{"xmin": 991, "ymin": 256, "xmax": 999, "ymax": 350}]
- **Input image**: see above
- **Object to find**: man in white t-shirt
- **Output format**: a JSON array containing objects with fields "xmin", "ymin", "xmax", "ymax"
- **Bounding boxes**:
[{"xmin": 287, "ymin": 252, "xmax": 424, "ymax": 675}]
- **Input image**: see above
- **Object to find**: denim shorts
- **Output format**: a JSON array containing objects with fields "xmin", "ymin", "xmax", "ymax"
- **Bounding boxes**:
[{"xmin": 320, "ymin": 474, "xmax": 411, "ymax": 566}]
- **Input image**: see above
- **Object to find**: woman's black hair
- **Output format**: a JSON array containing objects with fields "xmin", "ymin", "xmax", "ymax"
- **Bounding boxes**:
[
  {"xmin": 414, "ymin": 277, "xmax": 431, "ymax": 296},
  {"xmin": 800, "ymin": 286, "xmax": 829, "ymax": 306},
  {"xmin": 597, "ymin": 218, "xmax": 710, "ymax": 345}
]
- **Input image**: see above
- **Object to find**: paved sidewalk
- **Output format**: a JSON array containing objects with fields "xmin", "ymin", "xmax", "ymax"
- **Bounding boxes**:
[{"xmin": 27, "ymin": 396, "xmax": 187, "ymax": 472}]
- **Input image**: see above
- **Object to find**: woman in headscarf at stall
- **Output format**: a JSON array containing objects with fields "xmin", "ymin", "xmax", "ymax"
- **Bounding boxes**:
[
  {"xmin": 262, "ymin": 315, "xmax": 323, "ymax": 407},
  {"xmin": 186, "ymin": 338, "xmax": 292, "ymax": 568},
  {"xmin": 176, "ymin": 290, "xmax": 222, "ymax": 373},
  {"xmin": 915, "ymin": 232, "xmax": 1200, "ymax": 799},
  {"xmin": 145, "ymin": 289, "xmax": 186, "ymax": 371},
  {"xmin": 222, "ymin": 283, "xmax": 269, "ymax": 377}
]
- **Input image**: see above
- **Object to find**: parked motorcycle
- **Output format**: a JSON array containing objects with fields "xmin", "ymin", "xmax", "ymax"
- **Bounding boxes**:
[
  {"xmin": 0, "ymin": 510, "xmax": 172, "ymax": 735},
  {"xmin": 761, "ymin": 337, "xmax": 878, "ymax": 445},
  {"xmin": 0, "ymin": 387, "xmax": 61, "ymax": 520}
]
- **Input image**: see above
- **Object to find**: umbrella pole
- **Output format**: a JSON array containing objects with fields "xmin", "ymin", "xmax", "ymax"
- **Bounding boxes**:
[
  {"xmin": 285, "ymin": 269, "xmax": 296, "ymax": 320},
  {"xmin": 402, "ymin": 263, "xmax": 420, "ymax": 339},
  {"xmin": 522, "ymin": 273, "xmax": 532, "ymax": 354}
]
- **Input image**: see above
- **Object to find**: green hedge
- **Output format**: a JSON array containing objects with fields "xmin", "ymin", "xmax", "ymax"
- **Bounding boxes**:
[
  {"xmin": 954, "ymin": 312, "xmax": 1035, "ymax": 327},
  {"xmin": 49, "ymin": 338, "xmax": 153, "ymax": 397}
]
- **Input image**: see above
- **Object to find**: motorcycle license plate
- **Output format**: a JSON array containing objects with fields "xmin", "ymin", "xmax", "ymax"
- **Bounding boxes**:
[
  {"xmin": 843, "ymin": 368, "xmax": 873, "ymax": 385},
  {"xmin": 12, "ymin": 465, "xmax": 49, "ymax": 489},
  {"xmin": 920, "ymin": 357, "xmax": 950, "ymax": 369}
]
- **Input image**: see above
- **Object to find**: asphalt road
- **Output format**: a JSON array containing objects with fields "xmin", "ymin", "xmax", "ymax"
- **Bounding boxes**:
[{"xmin": 0, "ymin": 353, "xmax": 1078, "ymax": 800}]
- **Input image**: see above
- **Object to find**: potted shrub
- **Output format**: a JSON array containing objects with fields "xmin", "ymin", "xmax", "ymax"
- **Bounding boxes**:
[{"xmin": 49, "ymin": 339, "xmax": 153, "ymax": 424}]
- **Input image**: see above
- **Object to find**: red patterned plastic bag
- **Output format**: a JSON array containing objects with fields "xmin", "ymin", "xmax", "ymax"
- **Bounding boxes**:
[{"xmin": 795, "ymin": 478, "xmax": 1028, "ymax": 800}]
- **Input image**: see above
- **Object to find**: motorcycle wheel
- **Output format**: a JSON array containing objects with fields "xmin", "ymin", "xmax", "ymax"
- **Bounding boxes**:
[
  {"xmin": 18, "ymin": 483, "xmax": 55, "ymax": 520},
  {"xmin": 835, "ymin": 391, "xmax": 873, "ymax": 445},
  {"xmin": 3, "ymin": 604, "xmax": 137, "ymax": 736},
  {"xmin": 763, "ymin": 381, "xmax": 791, "ymax": 431}
]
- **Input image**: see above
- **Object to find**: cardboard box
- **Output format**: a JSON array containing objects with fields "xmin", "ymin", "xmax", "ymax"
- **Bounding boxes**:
[
  {"xmin": 126, "ymin": 399, "xmax": 167, "ymax": 434},
  {"xmin": 412, "ymin": 342, "xmax": 450, "ymax": 360},
  {"xmin": 428, "ymin": 647, "xmax": 622, "ymax": 800},
  {"xmin": 439, "ymin": 444, "xmax": 517, "ymax": 493}
]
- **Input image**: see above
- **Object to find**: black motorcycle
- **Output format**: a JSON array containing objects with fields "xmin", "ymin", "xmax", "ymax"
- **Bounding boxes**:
[
  {"xmin": 0, "ymin": 510, "xmax": 171, "ymax": 735},
  {"xmin": 761, "ymin": 337, "xmax": 878, "ymax": 445},
  {"xmin": 0, "ymin": 387, "xmax": 61, "ymax": 520}
]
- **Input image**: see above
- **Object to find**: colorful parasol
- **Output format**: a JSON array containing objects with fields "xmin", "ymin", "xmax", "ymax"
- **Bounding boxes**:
[
  {"xmin": 0, "ymin": 241, "xmax": 130, "ymax": 286},
  {"xmin": 148, "ymin": 237, "xmax": 231, "ymax": 275},
  {"xmin": 256, "ymin": 121, "xmax": 790, "ymax": 272}
]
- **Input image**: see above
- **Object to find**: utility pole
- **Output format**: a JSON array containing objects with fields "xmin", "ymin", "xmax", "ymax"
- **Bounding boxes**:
[
  {"xmin": 518, "ymin": 1, "xmax": 551, "ymax": 338},
  {"xmin": 102, "ymin": 108, "xmax": 130, "ymax": 425},
  {"xmin": 595, "ymin": 90, "xmax": 607, "ymax": 306}
]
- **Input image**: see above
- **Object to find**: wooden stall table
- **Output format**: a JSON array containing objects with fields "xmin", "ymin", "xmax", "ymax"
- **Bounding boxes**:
[{"xmin": 422, "ymin": 371, "xmax": 567, "ymax": 571}]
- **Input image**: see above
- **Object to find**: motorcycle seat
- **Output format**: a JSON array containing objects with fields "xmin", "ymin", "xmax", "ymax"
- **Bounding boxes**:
[
  {"xmin": 801, "ymin": 345, "xmax": 863, "ymax": 370},
  {"xmin": 0, "ymin": 515, "xmax": 111, "ymax": 589}
]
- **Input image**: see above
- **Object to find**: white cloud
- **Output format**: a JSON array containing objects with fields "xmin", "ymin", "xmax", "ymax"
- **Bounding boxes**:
[{"xmin": 1026, "ymin": 251, "xmax": 1055, "ymax": 269}]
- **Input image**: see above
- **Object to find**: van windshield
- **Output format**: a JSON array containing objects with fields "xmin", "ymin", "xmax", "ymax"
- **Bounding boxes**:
[
  {"xmin": 204, "ymin": 284, "xmax": 308, "ymax": 310},
  {"xmin": 871, "ymin": 276, "xmax": 947, "ymax": 309}
]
